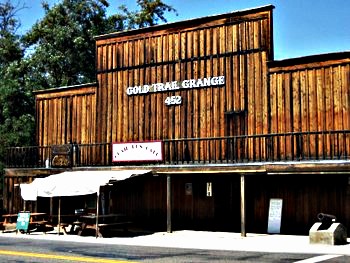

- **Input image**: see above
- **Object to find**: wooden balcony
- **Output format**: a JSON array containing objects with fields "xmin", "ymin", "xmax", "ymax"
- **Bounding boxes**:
[{"xmin": 5, "ymin": 130, "xmax": 350, "ymax": 169}]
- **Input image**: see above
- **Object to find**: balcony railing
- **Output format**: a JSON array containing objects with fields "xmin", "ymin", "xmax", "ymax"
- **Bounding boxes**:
[{"xmin": 5, "ymin": 130, "xmax": 350, "ymax": 168}]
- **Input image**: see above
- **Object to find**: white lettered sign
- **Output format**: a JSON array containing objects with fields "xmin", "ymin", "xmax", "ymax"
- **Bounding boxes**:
[
  {"xmin": 112, "ymin": 141, "xmax": 163, "ymax": 162},
  {"xmin": 126, "ymin": 76, "xmax": 225, "ymax": 96},
  {"xmin": 267, "ymin": 198, "xmax": 283, "ymax": 234},
  {"xmin": 126, "ymin": 76, "xmax": 225, "ymax": 106}
]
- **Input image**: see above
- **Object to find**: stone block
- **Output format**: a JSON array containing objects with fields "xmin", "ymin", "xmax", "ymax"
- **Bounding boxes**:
[{"xmin": 309, "ymin": 222, "xmax": 347, "ymax": 245}]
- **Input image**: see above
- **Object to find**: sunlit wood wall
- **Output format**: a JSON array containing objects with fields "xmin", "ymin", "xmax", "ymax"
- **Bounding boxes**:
[
  {"xmin": 35, "ymin": 84, "xmax": 97, "ymax": 146},
  {"xmin": 95, "ymin": 6, "xmax": 274, "ymax": 162},
  {"xmin": 269, "ymin": 54, "xmax": 350, "ymax": 159}
]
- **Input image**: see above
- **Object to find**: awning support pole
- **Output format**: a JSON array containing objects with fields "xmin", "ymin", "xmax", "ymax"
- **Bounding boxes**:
[
  {"xmin": 58, "ymin": 197, "xmax": 61, "ymax": 236},
  {"xmin": 50, "ymin": 197, "xmax": 53, "ymax": 218},
  {"xmin": 95, "ymin": 190, "xmax": 100, "ymax": 238},
  {"xmin": 240, "ymin": 174, "xmax": 246, "ymax": 237},
  {"xmin": 167, "ymin": 174, "xmax": 172, "ymax": 233}
]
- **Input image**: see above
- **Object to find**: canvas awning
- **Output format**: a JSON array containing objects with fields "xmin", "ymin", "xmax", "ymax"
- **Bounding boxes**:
[{"xmin": 20, "ymin": 170, "xmax": 151, "ymax": 201}]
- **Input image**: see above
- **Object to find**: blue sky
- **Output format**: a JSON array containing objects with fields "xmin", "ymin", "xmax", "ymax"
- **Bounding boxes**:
[{"xmin": 16, "ymin": 0, "xmax": 350, "ymax": 60}]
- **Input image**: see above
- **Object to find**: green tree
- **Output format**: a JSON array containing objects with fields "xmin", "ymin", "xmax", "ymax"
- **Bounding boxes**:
[
  {"xmin": 0, "ymin": 0, "xmax": 34, "ymax": 150},
  {"xmin": 0, "ymin": 0, "xmax": 24, "ymax": 67},
  {"xmin": 0, "ymin": 1, "xmax": 35, "ymax": 182},
  {"xmin": 22, "ymin": 0, "xmax": 109, "ymax": 89},
  {"xmin": 22, "ymin": 0, "xmax": 176, "ymax": 90},
  {"xmin": 107, "ymin": 0, "xmax": 177, "ymax": 31}
]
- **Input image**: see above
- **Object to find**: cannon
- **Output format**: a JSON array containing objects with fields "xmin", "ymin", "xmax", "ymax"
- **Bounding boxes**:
[
  {"xmin": 317, "ymin": 213, "xmax": 336, "ymax": 223},
  {"xmin": 310, "ymin": 213, "xmax": 347, "ymax": 245}
]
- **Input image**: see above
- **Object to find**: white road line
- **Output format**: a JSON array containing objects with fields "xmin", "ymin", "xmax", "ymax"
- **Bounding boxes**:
[{"xmin": 294, "ymin": 254, "xmax": 342, "ymax": 263}]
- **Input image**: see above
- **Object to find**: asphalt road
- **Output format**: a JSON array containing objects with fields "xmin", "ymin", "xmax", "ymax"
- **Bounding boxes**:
[{"xmin": 0, "ymin": 236, "xmax": 349, "ymax": 262}]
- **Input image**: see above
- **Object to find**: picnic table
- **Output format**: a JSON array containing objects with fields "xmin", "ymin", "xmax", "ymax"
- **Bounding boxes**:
[
  {"xmin": 48, "ymin": 214, "xmax": 81, "ymax": 235},
  {"xmin": 77, "ymin": 214, "xmax": 132, "ymax": 237},
  {"xmin": 1, "ymin": 212, "xmax": 48, "ymax": 233},
  {"xmin": 1, "ymin": 213, "xmax": 18, "ymax": 231}
]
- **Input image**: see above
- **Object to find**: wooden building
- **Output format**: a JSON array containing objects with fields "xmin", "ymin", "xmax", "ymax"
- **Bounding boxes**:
[{"xmin": 4, "ymin": 5, "xmax": 350, "ymax": 235}]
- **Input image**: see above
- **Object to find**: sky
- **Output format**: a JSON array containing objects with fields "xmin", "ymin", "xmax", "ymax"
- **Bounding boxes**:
[{"xmin": 15, "ymin": 0, "xmax": 350, "ymax": 60}]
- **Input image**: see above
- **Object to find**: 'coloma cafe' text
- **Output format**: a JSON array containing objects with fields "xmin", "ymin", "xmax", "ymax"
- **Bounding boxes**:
[{"xmin": 126, "ymin": 76, "xmax": 225, "ymax": 106}]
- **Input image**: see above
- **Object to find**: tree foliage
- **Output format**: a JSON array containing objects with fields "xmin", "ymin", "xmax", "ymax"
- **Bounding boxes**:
[
  {"xmin": 0, "ymin": 0, "xmax": 35, "ymax": 173},
  {"xmin": 0, "ymin": 0, "xmax": 24, "ymax": 66},
  {"xmin": 22, "ymin": 0, "xmax": 109, "ymax": 89},
  {"xmin": 22, "ymin": 0, "xmax": 177, "ymax": 90},
  {"xmin": 107, "ymin": 0, "xmax": 176, "ymax": 31}
]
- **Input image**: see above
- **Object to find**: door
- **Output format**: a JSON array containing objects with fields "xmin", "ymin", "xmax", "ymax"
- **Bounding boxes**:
[{"xmin": 225, "ymin": 110, "xmax": 247, "ymax": 162}]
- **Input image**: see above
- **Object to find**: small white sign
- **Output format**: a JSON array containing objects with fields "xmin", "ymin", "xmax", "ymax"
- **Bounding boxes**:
[
  {"xmin": 207, "ymin": 182, "xmax": 212, "ymax": 197},
  {"xmin": 267, "ymin": 198, "xmax": 283, "ymax": 234},
  {"xmin": 112, "ymin": 141, "xmax": 163, "ymax": 162}
]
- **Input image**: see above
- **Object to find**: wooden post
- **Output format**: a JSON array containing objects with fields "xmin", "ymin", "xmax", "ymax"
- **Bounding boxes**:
[
  {"xmin": 95, "ymin": 190, "xmax": 100, "ymax": 238},
  {"xmin": 167, "ymin": 175, "xmax": 172, "ymax": 233},
  {"xmin": 240, "ymin": 174, "xmax": 246, "ymax": 237},
  {"xmin": 50, "ymin": 197, "xmax": 53, "ymax": 218},
  {"xmin": 58, "ymin": 197, "xmax": 61, "ymax": 235}
]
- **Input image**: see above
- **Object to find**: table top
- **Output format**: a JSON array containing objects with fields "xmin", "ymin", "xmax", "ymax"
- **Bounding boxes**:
[
  {"xmin": 80, "ymin": 213, "xmax": 125, "ymax": 219},
  {"xmin": 2, "ymin": 212, "xmax": 46, "ymax": 217},
  {"xmin": 30, "ymin": 212, "xmax": 47, "ymax": 216},
  {"xmin": 2, "ymin": 214, "xmax": 18, "ymax": 218}
]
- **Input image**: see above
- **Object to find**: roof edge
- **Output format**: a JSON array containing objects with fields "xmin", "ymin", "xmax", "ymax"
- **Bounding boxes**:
[
  {"xmin": 33, "ymin": 82, "xmax": 97, "ymax": 95},
  {"xmin": 268, "ymin": 51, "xmax": 350, "ymax": 68},
  {"xmin": 95, "ymin": 5, "xmax": 275, "ymax": 41}
]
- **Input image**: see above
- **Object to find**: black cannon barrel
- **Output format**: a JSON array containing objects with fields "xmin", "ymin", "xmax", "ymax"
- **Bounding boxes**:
[{"xmin": 317, "ymin": 213, "xmax": 336, "ymax": 223}]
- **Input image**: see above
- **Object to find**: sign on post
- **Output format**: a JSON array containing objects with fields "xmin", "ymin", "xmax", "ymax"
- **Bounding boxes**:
[
  {"xmin": 267, "ymin": 198, "xmax": 283, "ymax": 234},
  {"xmin": 16, "ymin": 211, "xmax": 31, "ymax": 233}
]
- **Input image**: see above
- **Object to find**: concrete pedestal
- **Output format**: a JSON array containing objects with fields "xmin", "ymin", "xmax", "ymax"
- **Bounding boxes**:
[{"xmin": 309, "ymin": 222, "xmax": 347, "ymax": 245}]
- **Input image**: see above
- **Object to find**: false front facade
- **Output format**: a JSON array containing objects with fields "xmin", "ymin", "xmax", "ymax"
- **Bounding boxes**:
[{"xmin": 4, "ymin": 5, "xmax": 350, "ymax": 235}]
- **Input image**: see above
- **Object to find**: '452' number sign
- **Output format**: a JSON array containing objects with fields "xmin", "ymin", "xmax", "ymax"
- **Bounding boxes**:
[{"xmin": 165, "ymin": 95, "xmax": 182, "ymax": 106}]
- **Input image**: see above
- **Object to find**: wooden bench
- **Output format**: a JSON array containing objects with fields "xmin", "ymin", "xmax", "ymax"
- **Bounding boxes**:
[
  {"xmin": 98, "ymin": 221, "xmax": 132, "ymax": 230},
  {"xmin": 2, "ymin": 222, "xmax": 16, "ymax": 232},
  {"xmin": 30, "ymin": 220, "xmax": 48, "ymax": 225},
  {"xmin": 2, "ymin": 214, "xmax": 19, "ymax": 232},
  {"xmin": 96, "ymin": 221, "xmax": 133, "ymax": 237},
  {"xmin": 20, "ymin": 220, "xmax": 49, "ymax": 234}
]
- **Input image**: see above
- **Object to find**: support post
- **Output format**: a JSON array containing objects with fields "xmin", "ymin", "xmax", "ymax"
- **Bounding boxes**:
[
  {"xmin": 167, "ymin": 174, "xmax": 172, "ymax": 233},
  {"xmin": 50, "ymin": 197, "xmax": 53, "ymax": 218},
  {"xmin": 240, "ymin": 174, "xmax": 246, "ymax": 237},
  {"xmin": 58, "ymin": 197, "xmax": 61, "ymax": 235},
  {"xmin": 95, "ymin": 190, "xmax": 100, "ymax": 238}
]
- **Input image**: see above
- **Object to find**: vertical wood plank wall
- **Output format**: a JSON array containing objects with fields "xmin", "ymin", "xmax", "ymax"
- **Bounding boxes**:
[
  {"xmin": 269, "ymin": 57, "xmax": 350, "ymax": 159},
  {"xmin": 33, "ymin": 6, "xmax": 350, "ymax": 164},
  {"xmin": 95, "ymin": 7, "xmax": 273, "ymax": 162},
  {"xmin": 35, "ymin": 85, "xmax": 97, "ymax": 147}
]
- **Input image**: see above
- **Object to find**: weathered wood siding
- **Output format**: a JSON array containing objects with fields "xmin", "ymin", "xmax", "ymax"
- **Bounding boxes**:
[
  {"xmin": 269, "ymin": 54, "xmax": 350, "ymax": 160},
  {"xmin": 112, "ymin": 174, "xmax": 241, "ymax": 232},
  {"xmin": 35, "ymin": 84, "xmax": 97, "ymax": 146},
  {"xmin": 246, "ymin": 174, "xmax": 350, "ymax": 235},
  {"xmin": 95, "ymin": 6, "xmax": 273, "ymax": 162}
]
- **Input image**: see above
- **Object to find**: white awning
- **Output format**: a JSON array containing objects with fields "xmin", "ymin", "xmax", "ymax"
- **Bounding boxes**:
[{"xmin": 20, "ymin": 170, "xmax": 151, "ymax": 200}]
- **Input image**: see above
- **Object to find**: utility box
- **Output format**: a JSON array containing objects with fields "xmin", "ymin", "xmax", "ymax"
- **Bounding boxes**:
[{"xmin": 309, "ymin": 213, "xmax": 347, "ymax": 245}]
